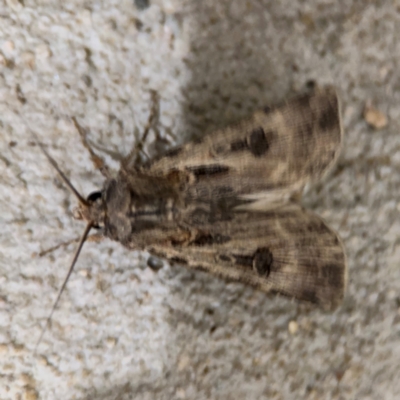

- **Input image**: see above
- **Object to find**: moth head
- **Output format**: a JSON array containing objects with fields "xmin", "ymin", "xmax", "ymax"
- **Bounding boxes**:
[{"xmin": 73, "ymin": 190, "xmax": 106, "ymax": 230}]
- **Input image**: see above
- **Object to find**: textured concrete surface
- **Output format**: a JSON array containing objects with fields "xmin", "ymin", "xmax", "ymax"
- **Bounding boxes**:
[{"xmin": 1, "ymin": 1, "xmax": 400, "ymax": 399}]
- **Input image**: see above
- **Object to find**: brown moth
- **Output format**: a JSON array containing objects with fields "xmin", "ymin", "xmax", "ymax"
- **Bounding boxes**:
[{"xmin": 35, "ymin": 86, "xmax": 347, "ymax": 347}]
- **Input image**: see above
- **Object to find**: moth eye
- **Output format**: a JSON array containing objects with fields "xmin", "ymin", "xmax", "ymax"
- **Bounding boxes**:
[{"xmin": 87, "ymin": 191, "xmax": 102, "ymax": 202}]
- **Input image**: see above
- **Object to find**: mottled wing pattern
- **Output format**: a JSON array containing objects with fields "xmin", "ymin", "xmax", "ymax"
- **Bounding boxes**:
[
  {"xmin": 114, "ymin": 86, "xmax": 346, "ymax": 310},
  {"xmin": 147, "ymin": 204, "xmax": 347, "ymax": 311},
  {"xmin": 145, "ymin": 86, "xmax": 342, "ymax": 203}
]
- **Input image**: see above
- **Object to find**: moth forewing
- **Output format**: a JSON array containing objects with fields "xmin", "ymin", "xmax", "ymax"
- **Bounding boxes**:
[
  {"xmin": 144, "ymin": 86, "xmax": 343, "ymax": 204},
  {"xmin": 122, "ymin": 204, "xmax": 346, "ymax": 311}
]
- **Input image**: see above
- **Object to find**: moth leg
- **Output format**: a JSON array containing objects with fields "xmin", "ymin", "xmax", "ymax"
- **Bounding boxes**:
[
  {"xmin": 122, "ymin": 90, "xmax": 160, "ymax": 169},
  {"xmin": 36, "ymin": 233, "xmax": 104, "ymax": 257},
  {"xmin": 72, "ymin": 117, "xmax": 112, "ymax": 178}
]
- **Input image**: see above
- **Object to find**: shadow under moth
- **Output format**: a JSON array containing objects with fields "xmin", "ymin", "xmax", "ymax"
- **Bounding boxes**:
[{"xmin": 35, "ymin": 86, "xmax": 347, "ymax": 347}]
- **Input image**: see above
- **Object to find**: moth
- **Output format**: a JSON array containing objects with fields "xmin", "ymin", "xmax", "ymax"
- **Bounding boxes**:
[{"xmin": 35, "ymin": 86, "xmax": 347, "ymax": 347}]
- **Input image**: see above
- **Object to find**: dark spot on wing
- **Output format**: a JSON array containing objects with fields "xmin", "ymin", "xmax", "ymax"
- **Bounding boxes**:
[
  {"xmin": 218, "ymin": 254, "xmax": 231, "ymax": 262},
  {"xmin": 248, "ymin": 128, "xmax": 270, "ymax": 156},
  {"xmin": 164, "ymin": 146, "xmax": 182, "ymax": 158},
  {"xmin": 318, "ymin": 102, "xmax": 339, "ymax": 132},
  {"xmin": 253, "ymin": 247, "xmax": 273, "ymax": 276},
  {"xmin": 191, "ymin": 233, "xmax": 231, "ymax": 246},
  {"xmin": 186, "ymin": 164, "xmax": 230, "ymax": 178},
  {"xmin": 321, "ymin": 264, "xmax": 343, "ymax": 288},
  {"xmin": 169, "ymin": 257, "xmax": 188, "ymax": 265},
  {"xmin": 234, "ymin": 248, "xmax": 273, "ymax": 276},
  {"xmin": 300, "ymin": 289, "xmax": 319, "ymax": 304}
]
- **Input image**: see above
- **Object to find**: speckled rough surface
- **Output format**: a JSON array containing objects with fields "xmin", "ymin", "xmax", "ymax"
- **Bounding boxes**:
[{"xmin": 1, "ymin": 1, "xmax": 400, "ymax": 399}]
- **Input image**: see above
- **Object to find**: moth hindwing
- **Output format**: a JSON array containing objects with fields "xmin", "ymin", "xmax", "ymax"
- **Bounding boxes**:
[{"xmin": 41, "ymin": 86, "xmax": 347, "ymax": 327}]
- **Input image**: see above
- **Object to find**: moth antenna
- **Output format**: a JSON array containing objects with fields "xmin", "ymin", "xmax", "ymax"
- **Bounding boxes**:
[
  {"xmin": 34, "ymin": 222, "xmax": 93, "ymax": 354},
  {"xmin": 31, "ymin": 131, "xmax": 89, "ymax": 206},
  {"xmin": 122, "ymin": 90, "xmax": 159, "ymax": 168},
  {"xmin": 71, "ymin": 117, "xmax": 111, "ymax": 178}
]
